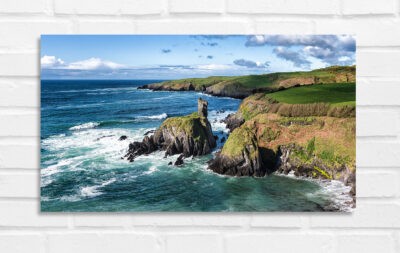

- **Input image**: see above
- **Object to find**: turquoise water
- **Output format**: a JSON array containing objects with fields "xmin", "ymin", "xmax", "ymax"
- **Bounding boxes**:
[{"xmin": 40, "ymin": 80, "xmax": 352, "ymax": 212}]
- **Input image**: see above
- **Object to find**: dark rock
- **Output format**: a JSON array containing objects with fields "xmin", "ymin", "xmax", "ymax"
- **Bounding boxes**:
[
  {"xmin": 220, "ymin": 136, "xmax": 226, "ymax": 143},
  {"xmin": 168, "ymin": 161, "xmax": 173, "ymax": 165},
  {"xmin": 275, "ymin": 144, "xmax": 356, "ymax": 189},
  {"xmin": 124, "ymin": 98, "xmax": 216, "ymax": 162},
  {"xmin": 96, "ymin": 135, "xmax": 114, "ymax": 141},
  {"xmin": 124, "ymin": 135, "xmax": 157, "ymax": 162},
  {"xmin": 208, "ymin": 126, "xmax": 265, "ymax": 177},
  {"xmin": 188, "ymin": 83, "xmax": 195, "ymax": 91},
  {"xmin": 223, "ymin": 113, "xmax": 244, "ymax": 132},
  {"xmin": 118, "ymin": 135, "xmax": 128, "ymax": 141},
  {"xmin": 198, "ymin": 97, "xmax": 208, "ymax": 118},
  {"xmin": 144, "ymin": 130, "xmax": 156, "ymax": 136},
  {"xmin": 201, "ymin": 85, "xmax": 206, "ymax": 91},
  {"xmin": 214, "ymin": 135, "xmax": 218, "ymax": 140},
  {"xmin": 174, "ymin": 154, "xmax": 185, "ymax": 166}
]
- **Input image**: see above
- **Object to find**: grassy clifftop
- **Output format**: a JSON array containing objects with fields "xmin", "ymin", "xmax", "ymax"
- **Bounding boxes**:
[
  {"xmin": 210, "ymin": 75, "xmax": 356, "ymax": 190},
  {"xmin": 238, "ymin": 83, "xmax": 356, "ymax": 120},
  {"xmin": 140, "ymin": 65, "xmax": 356, "ymax": 98}
]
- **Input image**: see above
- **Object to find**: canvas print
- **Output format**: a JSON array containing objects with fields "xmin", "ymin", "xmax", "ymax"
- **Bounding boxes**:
[{"xmin": 40, "ymin": 35, "xmax": 356, "ymax": 212}]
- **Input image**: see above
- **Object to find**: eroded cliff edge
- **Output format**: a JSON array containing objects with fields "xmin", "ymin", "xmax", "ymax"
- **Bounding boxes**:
[{"xmin": 208, "ymin": 84, "xmax": 356, "ymax": 197}]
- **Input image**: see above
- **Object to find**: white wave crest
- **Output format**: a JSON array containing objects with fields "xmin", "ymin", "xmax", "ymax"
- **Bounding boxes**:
[
  {"xmin": 138, "ymin": 113, "xmax": 167, "ymax": 120},
  {"xmin": 80, "ymin": 178, "xmax": 116, "ymax": 198},
  {"xmin": 69, "ymin": 122, "xmax": 100, "ymax": 131},
  {"xmin": 278, "ymin": 172, "xmax": 354, "ymax": 212}
]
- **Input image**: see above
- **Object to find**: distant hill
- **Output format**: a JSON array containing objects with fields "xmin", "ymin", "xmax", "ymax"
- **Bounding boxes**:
[{"xmin": 140, "ymin": 65, "xmax": 356, "ymax": 99}]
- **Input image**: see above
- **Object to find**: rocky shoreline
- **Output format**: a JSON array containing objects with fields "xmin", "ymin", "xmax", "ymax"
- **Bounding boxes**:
[
  {"xmin": 127, "ymin": 67, "xmax": 356, "ymax": 206},
  {"xmin": 124, "ymin": 98, "xmax": 216, "ymax": 166}
]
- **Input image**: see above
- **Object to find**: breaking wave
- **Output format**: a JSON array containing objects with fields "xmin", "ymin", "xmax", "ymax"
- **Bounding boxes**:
[{"xmin": 69, "ymin": 122, "xmax": 100, "ymax": 131}]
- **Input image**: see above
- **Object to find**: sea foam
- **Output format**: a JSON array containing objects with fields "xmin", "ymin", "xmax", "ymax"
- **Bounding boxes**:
[
  {"xmin": 69, "ymin": 122, "xmax": 100, "ymax": 131},
  {"xmin": 137, "ymin": 113, "xmax": 168, "ymax": 120}
]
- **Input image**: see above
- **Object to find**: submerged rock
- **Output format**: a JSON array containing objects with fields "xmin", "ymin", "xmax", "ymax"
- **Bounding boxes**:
[
  {"xmin": 119, "ymin": 135, "xmax": 128, "ymax": 141},
  {"xmin": 125, "ymin": 98, "xmax": 216, "ymax": 162},
  {"xmin": 174, "ymin": 154, "xmax": 185, "ymax": 166}
]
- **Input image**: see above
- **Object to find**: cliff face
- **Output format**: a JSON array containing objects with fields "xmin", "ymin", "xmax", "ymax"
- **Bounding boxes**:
[
  {"xmin": 208, "ymin": 124, "xmax": 265, "ymax": 177},
  {"xmin": 125, "ymin": 98, "xmax": 216, "ymax": 162},
  {"xmin": 207, "ymin": 111, "xmax": 356, "ymax": 194}
]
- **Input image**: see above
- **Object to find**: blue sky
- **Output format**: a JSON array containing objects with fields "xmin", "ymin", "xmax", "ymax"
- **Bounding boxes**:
[{"xmin": 41, "ymin": 35, "xmax": 355, "ymax": 80}]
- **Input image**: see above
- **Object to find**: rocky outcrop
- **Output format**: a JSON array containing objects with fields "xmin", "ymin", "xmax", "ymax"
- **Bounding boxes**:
[
  {"xmin": 198, "ymin": 97, "xmax": 208, "ymax": 118},
  {"xmin": 222, "ymin": 113, "xmax": 244, "ymax": 132},
  {"xmin": 276, "ymin": 144, "xmax": 356, "ymax": 197},
  {"xmin": 208, "ymin": 125, "xmax": 265, "ymax": 177},
  {"xmin": 124, "ymin": 98, "xmax": 216, "ymax": 162}
]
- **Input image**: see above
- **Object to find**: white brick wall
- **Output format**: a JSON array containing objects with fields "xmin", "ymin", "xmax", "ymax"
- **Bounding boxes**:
[{"xmin": 0, "ymin": 0, "xmax": 399, "ymax": 252}]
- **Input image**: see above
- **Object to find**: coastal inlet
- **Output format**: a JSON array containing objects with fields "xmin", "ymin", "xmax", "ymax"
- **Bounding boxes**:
[{"xmin": 41, "ymin": 79, "xmax": 353, "ymax": 212}]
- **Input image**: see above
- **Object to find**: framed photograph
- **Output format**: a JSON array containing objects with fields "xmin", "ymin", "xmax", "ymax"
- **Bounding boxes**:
[{"xmin": 40, "ymin": 35, "xmax": 355, "ymax": 212}]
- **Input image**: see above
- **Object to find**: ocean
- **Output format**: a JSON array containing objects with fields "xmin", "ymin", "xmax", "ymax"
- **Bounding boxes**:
[{"xmin": 40, "ymin": 80, "xmax": 352, "ymax": 212}]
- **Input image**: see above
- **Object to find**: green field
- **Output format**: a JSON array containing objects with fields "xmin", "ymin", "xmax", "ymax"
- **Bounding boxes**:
[
  {"xmin": 148, "ymin": 66, "xmax": 356, "ymax": 96},
  {"xmin": 266, "ymin": 83, "xmax": 356, "ymax": 105}
]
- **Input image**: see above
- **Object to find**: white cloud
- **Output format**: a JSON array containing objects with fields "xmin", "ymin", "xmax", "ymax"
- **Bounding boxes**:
[
  {"xmin": 246, "ymin": 35, "xmax": 356, "ymax": 67},
  {"xmin": 196, "ymin": 64, "xmax": 233, "ymax": 70},
  {"xmin": 233, "ymin": 59, "xmax": 269, "ymax": 68},
  {"xmin": 338, "ymin": 56, "xmax": 351, "ymax": 62},
  {"xmin": 41, "ymin": 55, "xmax": 65, "ymax": 68},
  {"xmin": 66, "ymin": 58, "xmax": 124, "ymax": 70},
  {"xmin": 41, "ymin": 56, "xmax": 124, "ymax": 70}
]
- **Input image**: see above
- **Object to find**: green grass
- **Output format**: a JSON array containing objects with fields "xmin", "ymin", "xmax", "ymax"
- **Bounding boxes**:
[
  {"xmin": 150, "ymin": 65, "xmax": 355, "ymax": 93},
  {"xmin": 266, "ymin": 83, "xmax": 355, "ymax": 105}
]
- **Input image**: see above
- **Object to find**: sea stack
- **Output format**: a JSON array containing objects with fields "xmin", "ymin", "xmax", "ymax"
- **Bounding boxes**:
[{"xmin": 124, "ymin": 98, "xmax": 216, "ymax": 162}]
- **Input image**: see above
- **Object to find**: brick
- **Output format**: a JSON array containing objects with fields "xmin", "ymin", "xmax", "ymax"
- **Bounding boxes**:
[
  {"xmin": 357, "ymin": 142, "xmax": 400, "ymax": 167},
  {"xmin": 342, "ymin": 0, "xmax": 395, "ymax": 15},
  {"xmin": 336, "ymin": 234, "xmax": 396, "ymax": 253},
  {"xmin": 48, "ymin": 233, "xmax": 160, "ymax": 253},
  {"xmin": 0, "ymin": 53, "xmax": 38, "ymax": 76},
  {"xmin": 0, "ymin": 234, "xmax": 45, "ymax": 253},
  {"xmin": 225, "ymin": 233, "xmax": 333, "ymax": 253},
  {"xmin": 0, "ymin": 114, "xmax": 39, "ymax": 136},
  {"xmin": 135, "ymin": 20, "xmax": 253, "ymax": 34},
  {"xmin": 357, "ymin": 171, "xmax": 399, "ymax": 197},
  {"xmin": 0, "ymin": 21, "xmax": 72, "ymax": 49},
  {"xmin": 227, "ymin": 0, "xmax": 340, "ymax": 15},
  {"xmin": 73, "ymin": 214, "xmax": 131, "ymax": 227},
  {"xmin": 54, "ymin": 0, "xmax": 163, "ymax": 15},
  {"xmin": 0, "ymin": 145, "xmax": 39, "ymax": 169},
  {"xmin": 255, "ymin": 20, "xmax": 314, "ymax": 34},
  {"xmin": 131, "ymin": 213, "xmax": 249, "ymax": 227},
  {"xmin": 166, "ymin": 234, "xmax": 222, "ymax": 253},
  {"xmin": 310, "ymin": 202, "xmax": 400, "ymax": 228},
  {"xmin": 0, "ymin": 201, "xmax": 68, "ymax": 227},
  {"xmin": 314, "ymin": 18, "xmax": 400, "ymax": 47},
  {"xmin": 356, "ymin": 110, "xmax": 398, "ymax": 137},
  {"xmin": 357, "ymin": 78, "xmax": 400, "ymax": 105},
  {"xmin": 250, "ymin": 213, "xmax": 302, "ymax": 227},
  {"xmin": 0, "ymin": 172, "xmax": 38, "ymax": 198},
  {"xmin": 0, "ymin": 0, "xmax": 47, "ymax": 14},
  {"xmin": 0, "ymin": 79, "xmax": 39, "ymax": 107},
  {"xmin": 357, "ymin": 50, "xmax": 400, "ymax": 77},
  {"xmin": 169, "ymin": 0, "xmax": 224, "ymax": 13},
  {"xmin": 77, "ymin": 20, "xmax": 135, "ymax": 33}
]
